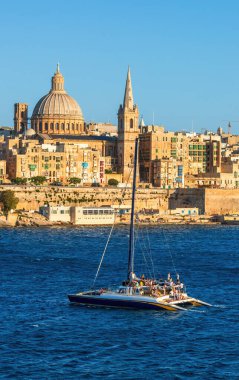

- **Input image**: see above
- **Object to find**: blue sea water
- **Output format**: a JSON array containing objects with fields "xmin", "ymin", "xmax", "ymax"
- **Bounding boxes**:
[{"xmin": 0, "ymin": 225, "xmax": 239, "ymax": 379}]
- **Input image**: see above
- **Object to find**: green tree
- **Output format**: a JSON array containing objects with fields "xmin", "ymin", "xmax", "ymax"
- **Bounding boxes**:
[
  {"xmin": 69, "ymin": 177, "xmax": 81, "ymax": 185},
  {"xmin": 11, "ymin": 177, "xmax": 27, "ymax": 185},
  {"xmin": 0, "ymin": 190, "xmax": 19, "ymax": 217},
  {"xmin": 108, "ymin": 178, "xmax": 119, "ymax": 186},
  {"xmin": 105, "ymin": 169, "xmax": 112, "ymax": 174},
  {"xmin": 30, "ymin": 176, "xmax": 46, "ymax": 185}
]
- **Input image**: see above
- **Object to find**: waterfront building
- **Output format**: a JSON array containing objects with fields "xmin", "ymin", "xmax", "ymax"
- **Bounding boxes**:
[
  {"xmin": 40, "ymin": 205, "xmax": 115, "ymax": 225},
  {"xmin": 40, "ymin": 205, "xmax": 71, "ymax": 223},
  {"xmin": 170, "ymin": 207, "xmax": 199, "ymax": 216},
  {"xmin": 2, "ymin": 64, "xmax": 239, "ymax": 190},
  {"xmin": 71, "ymin": 206, "xmax": 115, "ymax": 225}
]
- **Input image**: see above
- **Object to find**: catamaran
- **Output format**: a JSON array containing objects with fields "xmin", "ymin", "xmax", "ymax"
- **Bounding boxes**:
[{"xmin": 68, "ymin": 138, "xmax": 211, "ymax": 311}]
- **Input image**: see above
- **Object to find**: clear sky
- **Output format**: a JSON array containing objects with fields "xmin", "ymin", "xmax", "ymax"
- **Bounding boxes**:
[{"xmin": 1, "ymin": 0, "xmax": 239, "ymax": 133}]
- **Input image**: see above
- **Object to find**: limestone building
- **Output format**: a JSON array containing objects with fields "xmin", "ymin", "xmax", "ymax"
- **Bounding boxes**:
[
  {"xmin": 14, "ymin": 103, "xmax": 28, "ymax": 134},
  {"xmin": 117, "ymin": 68, "xmax": 139, "ymax": 182},
  {"xmin": 31, "ymin": 65, "xmax": 84, "ymax": 135},
  {"xmin": 5, "ymin": 136, "xmax": 107, "ymax": 185}
]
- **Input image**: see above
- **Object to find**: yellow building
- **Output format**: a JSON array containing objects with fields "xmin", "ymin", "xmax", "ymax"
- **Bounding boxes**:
[
  {"xmin": 139, "ymin": 127, "xmax": 221, "ymax": 188},
  {"xmin": 5, "ymin": 137, "xmax": 106, "ymax": 185},
  {"xmin": 0, "ymin": 160, "xmax": 6, "ymax": 183},
  {"xmin": 152, "ymin": 158, "xmax": 178, "ymax": 188}
]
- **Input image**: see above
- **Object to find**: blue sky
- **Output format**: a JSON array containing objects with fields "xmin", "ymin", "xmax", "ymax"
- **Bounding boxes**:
[{"xmin": 1, "ymin": 0, "xmax": 239, "ymax": 133}]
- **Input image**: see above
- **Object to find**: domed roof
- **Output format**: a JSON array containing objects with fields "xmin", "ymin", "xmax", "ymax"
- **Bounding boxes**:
[
  {"xmin": 25, "ymin": 128, "xmax": 36, "ymax": 136},
  {"xmin": 32, "ymin": 65, "xmax": 83, "ymax": 119}
]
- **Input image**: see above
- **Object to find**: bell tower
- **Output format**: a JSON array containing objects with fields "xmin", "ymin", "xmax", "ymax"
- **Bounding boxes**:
[
  {"xmin": 117, "ymin": 67, "xmax": 139, "ymax": 183},
  {"xmin": 14, "ymin": 103, "xmax": 28, "ymax": 134}
]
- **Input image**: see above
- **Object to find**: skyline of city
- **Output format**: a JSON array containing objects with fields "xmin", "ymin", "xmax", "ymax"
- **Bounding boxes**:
[{"xmin": 1, "ymin": 1, "xmax": 239, "ymax": 133}]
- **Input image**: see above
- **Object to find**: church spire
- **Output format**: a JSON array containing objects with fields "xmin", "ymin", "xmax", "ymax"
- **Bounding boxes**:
[{"xmin": 123, "ymin": 66, "xmax": 134, "ymax": 109}]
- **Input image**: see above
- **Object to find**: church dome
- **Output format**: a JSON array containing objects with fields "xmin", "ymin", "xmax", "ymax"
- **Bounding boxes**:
[
  {"xmin": 31, "ymin": 65, "xmax": 84, "ymax": 135},
  {"xmin": 32, "ymin": 92, "xmax": 83, "ymax": 118},
  {"xmin": 25, "ymin": 128, "xmax": 36, "ymax": 137}
]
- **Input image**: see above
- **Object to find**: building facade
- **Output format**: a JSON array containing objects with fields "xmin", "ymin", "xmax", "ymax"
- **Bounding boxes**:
[{"xmin": 117, "ymin": 68, "xmax": 139, "ymax": 182}]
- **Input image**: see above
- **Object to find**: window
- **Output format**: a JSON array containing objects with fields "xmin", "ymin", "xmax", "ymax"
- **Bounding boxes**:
[{"xmin": 130, "ymin": 119, "xmax": 134, "ymax": 128}]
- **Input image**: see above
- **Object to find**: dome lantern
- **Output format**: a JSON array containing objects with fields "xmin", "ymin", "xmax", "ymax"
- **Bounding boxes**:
[{"xmin": 51, "ymin": 64, "xmax": 65, "ymax": 92}]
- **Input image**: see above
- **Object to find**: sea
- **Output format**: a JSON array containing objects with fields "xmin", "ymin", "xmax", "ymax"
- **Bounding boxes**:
[{"xmin": 0, "ymin": 225, "xmax": 238, "ymax": 379}]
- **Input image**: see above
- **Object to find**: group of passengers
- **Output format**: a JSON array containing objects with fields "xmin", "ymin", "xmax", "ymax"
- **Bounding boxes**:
[{"xmin": 129, "ymin": 272, "xmax": 185, "ymax": 300}]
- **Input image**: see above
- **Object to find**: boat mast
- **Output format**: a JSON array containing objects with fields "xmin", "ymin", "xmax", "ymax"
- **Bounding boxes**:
[{"xmin": 127, "ymin": 137, "xmax": 139, "ymax": 281}]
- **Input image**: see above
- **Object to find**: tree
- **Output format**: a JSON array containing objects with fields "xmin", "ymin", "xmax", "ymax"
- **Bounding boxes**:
[
  {"xmin": 69, "ymin": 177, "xmax": 81, "ymax": 185},
  {"xmin": 108, "ymin": 178, "xmax": 119, "ymax": 186},
  {"xmin": 105, "ymin": 169, "xmax": 112, "ymax": 174},
  {"xmin": 30, "ymin": 176, "xmax": 46, "ymax": 185},
  {"xmin": 0, "ymin": 190, "xmax": 19, "ymax": 217},
  {"xmin": 11, "ymin": 177, "xmax": 27, "ymax": 185}
]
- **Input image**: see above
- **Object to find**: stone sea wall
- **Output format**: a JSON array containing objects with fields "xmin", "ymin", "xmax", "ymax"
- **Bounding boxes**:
[
  {"xmin": 1, "ymin": 186, "xmax": 239, "ymax": 215},
  {"xmin": 0, "ymin": 186, "xmax": 170, "ymax": 213}
]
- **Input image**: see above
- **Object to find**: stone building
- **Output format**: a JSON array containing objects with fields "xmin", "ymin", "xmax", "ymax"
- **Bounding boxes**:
[
  {"xmin": 117, "ymin": 68, "xmax": 139, "ymax": 182},
  {"xmin": 30, "ymin": 65, "xmax": 84, "ymax": 135},
  {"xmin": 152, "ymin": 158, "xmax": 178, "ymax": 188},
  {"xmin": 139, "ymin": 127, "xmax": 221, "ymax": 188},
  {"xmin": 14, "ymin": 103, "xmax": 28, "ymax": 134},
  {"xmin": 5, "ymin": 137, "xmax": 106, "ymax": 185},
  {"xmin": 0, "ymin": 160, "xmax": 6, "ymax": 183},
  {"xmin": 5, "ymin": 64, "xmax": 239, "ymax": 190}
]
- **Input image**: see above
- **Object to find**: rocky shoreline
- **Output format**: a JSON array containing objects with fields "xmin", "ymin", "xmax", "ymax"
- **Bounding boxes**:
[{"xmin": 0, "ymin": 211, "xmax": 221, "ymax": 228}]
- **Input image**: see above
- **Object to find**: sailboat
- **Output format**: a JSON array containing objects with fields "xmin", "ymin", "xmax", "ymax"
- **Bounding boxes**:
[{"xmin": 68, "ymin": 138, "xmax": 211, "ymax": 311}]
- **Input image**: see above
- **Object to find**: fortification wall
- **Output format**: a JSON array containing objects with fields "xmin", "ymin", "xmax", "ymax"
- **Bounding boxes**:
[
  {"xmin": 168, "ymin": 189, "xmax": 205, "ymax": 213},
  {"xmin": 204, "ymin": 189, "xmax": 239, "ymax": 215},
  {"xmin": 0, "ymin": 186, "xmax": 170, "ymax": 213},
  {"xmin": 1, "ymin": 186, "xmax": 239, "ymax": 215}
]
